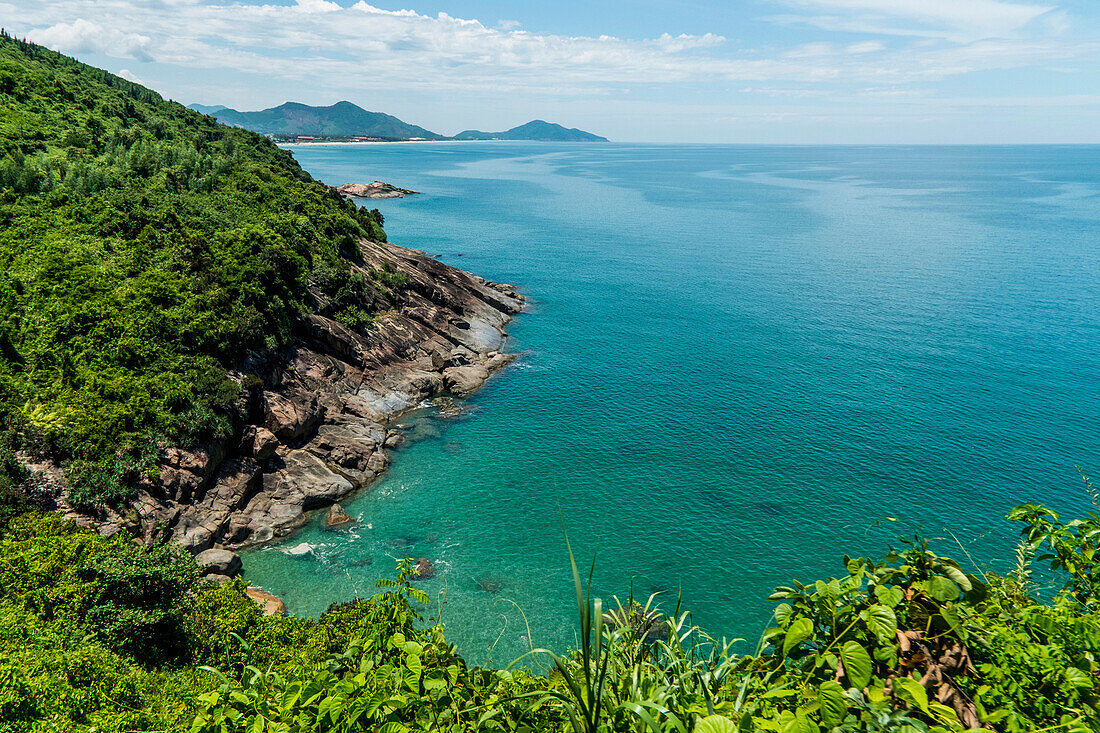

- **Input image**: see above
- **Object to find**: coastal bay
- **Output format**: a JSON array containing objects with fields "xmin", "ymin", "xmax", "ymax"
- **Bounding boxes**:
[{"xmin": 242, "ymin": 142, "xmax": 1100, "ymax": 665}]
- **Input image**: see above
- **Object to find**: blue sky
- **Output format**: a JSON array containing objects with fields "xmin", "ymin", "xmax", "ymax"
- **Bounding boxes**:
[{"xmin": 4, "ymin": 0, "xmax": 1100, "ymax": 142}]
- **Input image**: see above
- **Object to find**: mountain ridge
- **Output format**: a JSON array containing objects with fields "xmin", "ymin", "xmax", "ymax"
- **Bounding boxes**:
[
  {"xmin": 188, "ymin": 101, "xmax": 608, "ymax": 142},
  {"xmin": 196, "ymin": 100, "xmax": 446, "ymax": 140},
  {"xmin": 454, "ymin": 119, "xmax": 609, "ymax": 142}
]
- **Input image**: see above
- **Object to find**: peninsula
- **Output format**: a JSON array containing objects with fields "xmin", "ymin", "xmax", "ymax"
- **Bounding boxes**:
[{"xmin": 0, "ymin": 35, "xmax": 522, "ymax": 552}]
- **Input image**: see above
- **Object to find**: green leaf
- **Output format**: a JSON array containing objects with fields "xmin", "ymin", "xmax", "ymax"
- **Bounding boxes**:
[
  {"xmin": 939, "ymin": 565, "xmax": 972, "ymax": 592},
  {"xmin": 774, "ymin": 603, "xmax": 794, "ymax": 628},
  {"xmin": 928, "ymin": 701, "xmax": 960, "ymax": 725},
  {"xmin": 840, "ymin": 641, "xmax": 872, "ymax": 690},
  {"xmin": 940, "ymin": 606, "xmax": 963, "ymax": 635},
  {"xmin": 817, "ymin": 681, "xmax": 848, "ymax": 727},
  {"xmin": 786, "ymin": 709, "xmax": 821, "ymax": 733},
  {"xmin": 892, "ymin": 677, "xmax": 929, "ymax": 714},
  {"xmin": 376, "ymin": 724, "xmax": 409, "ymax": 733},
  {"xmin": 1065, "ymin": 667, "xmax": 1092, "ymax": 689},
  {"xmin": 925, "ymin": 576, "xmax": 960, "ymax": 602},
  {"xmin": 696, "ymin": 715, "xmax": 739, "ymax": 733},
  {"xmin": 864, "ymin": 604, "xmax": 897, "ymax": 642},
  {"xmin": 873, "ymin": 585, "xmax": 904, "ymax": 608},
  {"xmin": 783, "ymin": 618, "xmax": 814, "ymax": 656},
  {"xmin": 760, "ymin": 688, "xmax": 800, "ymax": 699}
]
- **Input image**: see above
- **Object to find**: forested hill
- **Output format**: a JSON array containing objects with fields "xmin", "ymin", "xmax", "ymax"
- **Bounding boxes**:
[
  {"xmin": 453, "ymin": 119, "xmax": 609, "ymax": 141},
  {"xmin": 0, "ymin": 33, "xmax": 386, "ymax": 507},
  {"xmin": 200, "ymin": 100, "xmax": 446, "ymax": 140}
]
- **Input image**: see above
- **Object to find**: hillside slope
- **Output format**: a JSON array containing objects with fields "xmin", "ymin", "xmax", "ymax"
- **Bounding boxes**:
[
  {"xmin": 208, "ymin": 100, "xmax": 445, "ymax": 140},
  {"xmin": 454, "ymin": 119, "xmax": 608, "ymax": 141},
  {"xmin": 0, "ymin": 33, "xmax": 522, "ymax": 546}
]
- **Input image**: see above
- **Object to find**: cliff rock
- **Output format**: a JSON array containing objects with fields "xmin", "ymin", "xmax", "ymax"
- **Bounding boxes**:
[{"xmin": 59, "ymin": 238, "xmax": 524, "ymax": 552}]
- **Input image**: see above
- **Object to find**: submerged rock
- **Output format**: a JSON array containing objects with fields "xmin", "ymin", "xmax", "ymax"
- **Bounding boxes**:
[
  {"xmin": 411, "ymin": 557, "xmax": 436, "ymax": 580},
  {"xmin": 432, "ymin": 396, "xmax": 472, "ymax": 420},
  {"xmin": 287, "ymin": 542, "xmax": 314, "ymax": 556},
  {"xmin": 475, "ymin": 574, "xmax": 504, "ymax": 594},
  {"xmin": 325, "ymin": 503, "xmax": 353, "ymax": 528},
  {"xmin": 195, "ymin": 548, "xmax": 242, "ymax": 577}
]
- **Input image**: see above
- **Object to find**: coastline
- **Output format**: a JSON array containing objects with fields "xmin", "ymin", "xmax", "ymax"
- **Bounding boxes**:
[
  {"xmin": 53, "ymin": 239, "xmax": 525, "ymax": 553},
  {"xmin": 277, "ymin": 139, "xmax": 467, "ymax": 147}
]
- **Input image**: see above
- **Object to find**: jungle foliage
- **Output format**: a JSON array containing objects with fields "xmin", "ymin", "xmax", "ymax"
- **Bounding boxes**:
[
  {"xmin": 1, "ymin": 489, "xmax": 1099, "ymax": 733},
  {"xmin": 0, "ymin": 31, "xmax": 1097, "ymax": 733},
  {"xmin": 0, "ymin": 32, "xmax": 387, "ymax": 506}
]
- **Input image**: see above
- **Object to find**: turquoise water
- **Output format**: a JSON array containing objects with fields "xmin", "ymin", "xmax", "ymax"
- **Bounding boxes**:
[{"xmin": 242, "ymin": 143, "xmax": 1100, "ymax": 665}]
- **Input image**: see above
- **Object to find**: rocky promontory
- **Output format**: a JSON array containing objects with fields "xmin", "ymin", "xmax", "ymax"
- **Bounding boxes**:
[
  {"xmin": 47, "ymin": 238, "xmax": 524, "ymax": 553},
  {"xmin": 336, "ymin": 182, "xmax": 418, "ymax": 199}
]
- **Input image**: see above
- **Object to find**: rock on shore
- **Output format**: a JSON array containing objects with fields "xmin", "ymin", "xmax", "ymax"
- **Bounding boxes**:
[
  {"xmin": 325, "ymin": 503, "xmax": 353, "ymax": 528},
  {"xmin": 336, "ymin": 181, "xmax": 418, "ymax": 199},
  {"xmin": 56, "ymin": 238, "xmax": 524, "ymax": 553},
  {"xmin": 245, "ymin": 586, "xmax": 287, "ymax": 616}
]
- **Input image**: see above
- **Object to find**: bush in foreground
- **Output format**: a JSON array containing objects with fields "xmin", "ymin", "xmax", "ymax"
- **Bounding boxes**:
[{"xmin": 1, "ymin": 483, "xmax": 1098, "ymax": 733}]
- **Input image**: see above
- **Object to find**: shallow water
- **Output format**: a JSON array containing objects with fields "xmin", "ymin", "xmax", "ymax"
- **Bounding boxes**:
[{"xmin": 242, "ymin": 143, "xmax": 1100, "ymax": 666}]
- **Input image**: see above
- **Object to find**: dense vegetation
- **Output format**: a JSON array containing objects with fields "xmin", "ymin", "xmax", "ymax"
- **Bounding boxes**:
[
  {"xmin": 1, "ymin": 483, "xmax": 1098, "ymax": 733},
  {"xmin": 0, "ymin": 33, "xmax": 388, "ymax": 507},
  {"xmin": 206, "ymin": 101, "xmax": 446, "ymax": 141},
  {"xmin": 1, "ymin": 32, "xmax": 1097, "ymax": 733}
]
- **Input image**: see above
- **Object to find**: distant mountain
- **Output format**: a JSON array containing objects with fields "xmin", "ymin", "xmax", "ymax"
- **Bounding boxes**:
[
  {"xmin": 187, "ymin": 103, "xmax": 227, "ymax": 115},
  {"xmin": 206, "ymin": 101, "xmax": 446, "ymax": 140},
  {"xmin": 454, "ymin": 120, "xmax": 608, "ymax": 142}
]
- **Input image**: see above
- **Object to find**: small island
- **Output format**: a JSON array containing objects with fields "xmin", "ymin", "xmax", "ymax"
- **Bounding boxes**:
[{"xmin": 335, "ymin": 181, "xmax": 419, "ymax": 199}]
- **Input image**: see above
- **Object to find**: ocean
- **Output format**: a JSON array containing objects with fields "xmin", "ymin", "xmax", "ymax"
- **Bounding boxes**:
[{"xmin": 241, "ymin": 143, "xmax": 1100, "ymax": 666}]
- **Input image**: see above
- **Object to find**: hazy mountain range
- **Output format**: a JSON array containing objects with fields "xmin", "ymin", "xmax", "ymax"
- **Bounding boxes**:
[
  {"xmin": 454, "ymin": 120, "xmax": 608, "ymax": 142},
  {"xmin": 189, "ymin": 101, "xmax": 607, "ymax": 142}
]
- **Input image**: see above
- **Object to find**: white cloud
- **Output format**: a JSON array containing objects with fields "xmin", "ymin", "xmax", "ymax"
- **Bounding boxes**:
[
  {"xmin": 28, "ymin": 18, "xmax": 154, "ymax": 61},
  {"xmin": 3, "ymin": 0, "xmax": 1090, "ymax": 103},
  {"xmin": 846, "ymin": 41, "xmax": 884, "ymax": 54},
  {"xmin": 116, "ymin": 68, "xmax": 144, "ymax": 84},
  {"xmin": 773, "ymin": 0, "xmax": 1055, "ymax": 42}
]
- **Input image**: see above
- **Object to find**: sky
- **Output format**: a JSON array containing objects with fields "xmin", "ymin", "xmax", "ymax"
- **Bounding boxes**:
[{"xmin": 3, "ymin": 0, "xmax": 1100, "ymax": 143}]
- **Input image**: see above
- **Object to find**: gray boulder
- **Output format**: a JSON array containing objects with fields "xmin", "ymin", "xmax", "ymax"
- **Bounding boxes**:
[
  {"xmin": 325, "ymin": 503, "xmax": 353, "ymax": 528},
  {"xmin": 442, "ymin": 365, "xmax": 489, "ymax": 396},
  {"xmin": 196, "ymin": 548, "xmax": 242, "ymax": 577}
]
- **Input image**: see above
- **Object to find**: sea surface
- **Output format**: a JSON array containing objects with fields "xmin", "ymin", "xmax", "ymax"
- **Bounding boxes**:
[{"xmin": 242, "ymin": 143, "xmax": 1100, "ymax": 666}]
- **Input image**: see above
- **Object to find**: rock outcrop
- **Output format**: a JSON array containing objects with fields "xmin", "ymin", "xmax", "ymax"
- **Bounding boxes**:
[
  {"xmin": 325, "ymin": 503, "xmax": 352, "ymax": 528},
  {"xmin": 57, "ymin": 238, "xmax": 524, "ymax": 553},
  {"xmin": 196, "ymin": 548, "xmax": 243, "ymax": 577},
  {"xmin": 245, "ymin": 586, "xmax": 287, "ymax": 616},
  {"xmin": 335, "ymin": 182, "xmax": 418, "ymax": 199}
]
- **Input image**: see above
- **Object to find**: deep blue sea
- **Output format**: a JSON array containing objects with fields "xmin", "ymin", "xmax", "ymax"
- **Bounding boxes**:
[{"xmin": 242, "ymin": 143, "xmax": 1100, "ymax": 666}]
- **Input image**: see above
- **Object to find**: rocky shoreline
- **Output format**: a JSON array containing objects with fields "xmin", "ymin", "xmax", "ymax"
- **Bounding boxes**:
[{"xmin": 37, "ymin": 238, "xmax": 524, "ymax": 554}]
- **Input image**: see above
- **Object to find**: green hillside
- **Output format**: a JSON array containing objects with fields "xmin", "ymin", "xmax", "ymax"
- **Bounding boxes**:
[
  {"xmin": 206, "ymin": 101, "xmax": 445, "ymax": 140},
  {"xmin": 0, "ymin": 33, "xmax": 386, "ymax": 506},
  {"xmin": 454, "ymin": 119, "xmax": 608, "ymax": 142},
  {"xmin": 1, "ymin": 33, "xmax": 1099, "ymax": 733}
]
